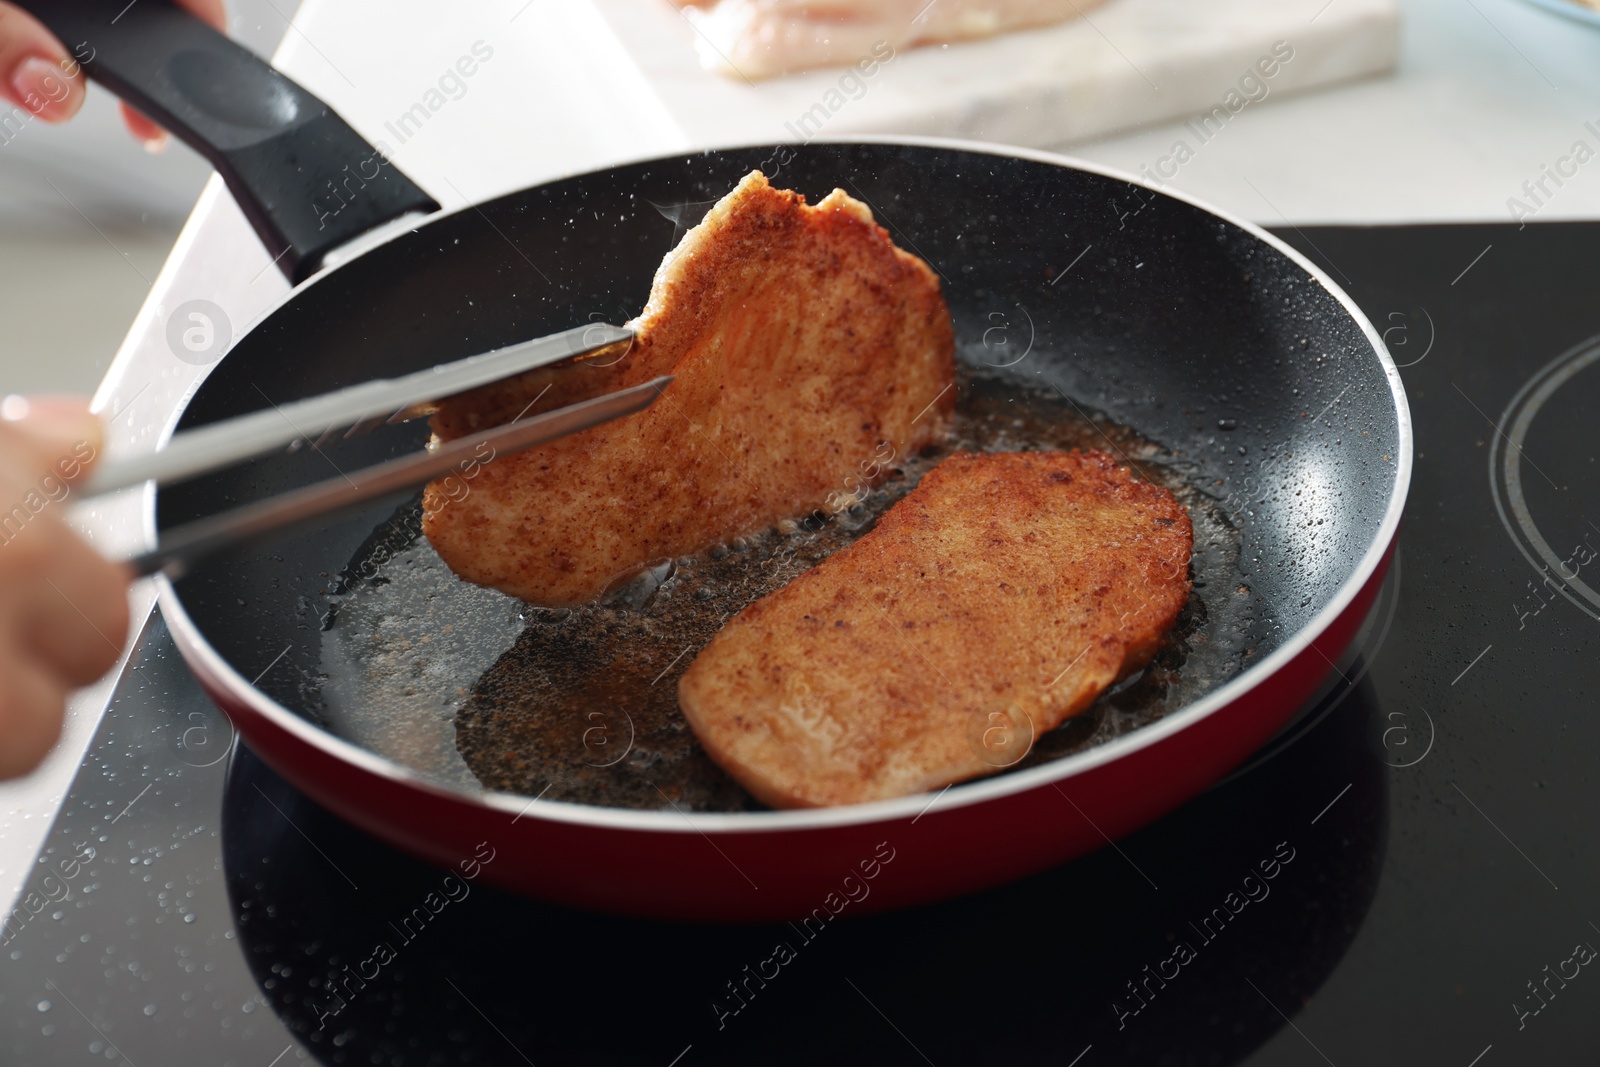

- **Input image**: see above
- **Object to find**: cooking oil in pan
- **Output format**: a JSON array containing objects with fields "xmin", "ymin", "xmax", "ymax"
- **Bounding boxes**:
[{"xmin": 318, "ymin": 370, "xmax": 1250, "ymax": 811}]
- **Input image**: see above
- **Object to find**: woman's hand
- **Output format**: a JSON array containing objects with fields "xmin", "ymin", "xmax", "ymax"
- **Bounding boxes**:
[
  {"xmin": 0, "ymin": 0, "xmax": 226, "ymax": 147},
  {"xmin": 0, "ymin": 397, "xmax": 130, "ymax": 779}
]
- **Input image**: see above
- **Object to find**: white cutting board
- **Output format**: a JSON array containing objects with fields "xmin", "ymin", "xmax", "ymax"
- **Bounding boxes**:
[{"xmin": 590, "ymin": 0, "xmax": 1400, "ymax": 150}]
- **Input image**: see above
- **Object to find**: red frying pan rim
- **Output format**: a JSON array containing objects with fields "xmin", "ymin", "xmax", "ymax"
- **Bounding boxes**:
[{"xmin": 151, "ymin": 136, "xmax": 1414, "ymax": 836}]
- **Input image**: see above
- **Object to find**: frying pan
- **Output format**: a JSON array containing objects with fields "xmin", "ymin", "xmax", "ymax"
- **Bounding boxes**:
[{"xmin": 33, "ymin": 1, "xmax": 1410, "ymax": 920}]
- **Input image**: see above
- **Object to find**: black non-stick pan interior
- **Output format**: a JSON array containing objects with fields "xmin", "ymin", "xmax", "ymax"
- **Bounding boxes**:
[{"xmin": 159, "ymin": 142, "xmax": 1398, "ymax": 794}]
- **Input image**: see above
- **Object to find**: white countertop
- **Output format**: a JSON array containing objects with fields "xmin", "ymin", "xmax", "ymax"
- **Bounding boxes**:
[
  {"xmin": 591, "ymin": 0, "xmax": 1405, "ymax": 154},
  {"xmin": 3, "ymin": 0, "xmax": 1598, "ymax": 911}
]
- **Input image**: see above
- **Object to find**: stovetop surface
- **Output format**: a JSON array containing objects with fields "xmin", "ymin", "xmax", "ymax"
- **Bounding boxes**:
[{"xmin": 3, "ymin": 221, "xmax": 1597, "ymax": 1066}]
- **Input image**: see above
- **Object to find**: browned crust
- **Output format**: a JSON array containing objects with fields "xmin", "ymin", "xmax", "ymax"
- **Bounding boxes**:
[
  {"xmin": 677, "ymin": 450, "xmax": 1194, "ymax": 808},
  {"xmin": 422, "ymin": 170, "xmax": 956, "ymax": 605}
]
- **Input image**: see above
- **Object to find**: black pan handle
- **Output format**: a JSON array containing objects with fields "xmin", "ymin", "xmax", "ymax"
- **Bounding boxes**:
[{"xmin": 15, "ymin": 0, "xmax": 439, "ymax": 283}]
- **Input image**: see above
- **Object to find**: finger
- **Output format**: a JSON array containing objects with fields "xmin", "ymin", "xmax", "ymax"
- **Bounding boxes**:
[
  {"xmin": 0, "ymin": 2, "xmax": 85, "ymax": 122},
  {"xmin": 8, "ymin": 519, "xmax": 130, "ymax": 685},
  {"xmin": 0, "ymin": 652, "xmax": 66, "ymax": 780},
  {"xmin": 119, "ymin": 0, "xmax": 227, "ymax": 144},
  {"xmin": 0, "ymin": 394, "xmax": 103, "ymax": 487},
  {"xmin": 120, "ymin": 101, "xmax": 167, "ymax": 151},
  {"xmin": 178, "ymin": 0, "xmax": 228, "ymax": 30}
]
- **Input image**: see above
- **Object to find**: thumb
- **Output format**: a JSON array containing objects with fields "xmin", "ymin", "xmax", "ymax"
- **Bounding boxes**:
[
  {"xmin": 0, "ymin": 394, "xmax": 103, "ymax": 485},
  {"xmin": 0, "ymin": 2, "xmax": 86, "ymax": 123}
]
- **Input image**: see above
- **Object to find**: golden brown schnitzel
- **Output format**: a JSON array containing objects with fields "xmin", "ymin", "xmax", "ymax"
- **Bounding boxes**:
[
  {"xmin": 677, "ymin": 450, "xmax": 1193, "ymax": 808},
  {"xmin": 422, "ymin": 170, "xmax": 955, "ymax": 606}
]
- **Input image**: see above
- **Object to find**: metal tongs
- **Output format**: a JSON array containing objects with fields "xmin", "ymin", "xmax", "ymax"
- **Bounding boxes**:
[{"xmin": 85, "ymin": 324, "xmax": 668, "ymax": 579}]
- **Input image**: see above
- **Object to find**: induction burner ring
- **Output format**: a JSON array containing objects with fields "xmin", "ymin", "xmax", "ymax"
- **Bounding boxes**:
[{"xmin": 1489, "ymin": 333, "xmax": 1600, "ymax": 622}]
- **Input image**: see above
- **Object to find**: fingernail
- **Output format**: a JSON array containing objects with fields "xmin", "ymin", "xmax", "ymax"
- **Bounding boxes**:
[
  {"xmin": 142, "ymin": 129, "xmax": 170, "ymax": 154},
  {"xmin": 10, "ymin": 56, "xmax": 84, "ymax": 123},
  {"xmin": 1, "ymin": 395, "xmax": 101, "ymax": 457}
]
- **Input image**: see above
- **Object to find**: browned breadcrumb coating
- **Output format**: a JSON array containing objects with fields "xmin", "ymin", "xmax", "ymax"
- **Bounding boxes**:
[
  {"xmin": 678, "ymin": 450, "xmax": 1193, "ymax": 808},
  {"xmin": 423, "ymin": 170, "xmax": 955, "ymax": 606}
]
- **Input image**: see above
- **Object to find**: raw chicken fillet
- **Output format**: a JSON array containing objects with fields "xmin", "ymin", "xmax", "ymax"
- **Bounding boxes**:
[{"xmin": 673, "ymin": 0, "xmax": 1111, "ymax": 78}]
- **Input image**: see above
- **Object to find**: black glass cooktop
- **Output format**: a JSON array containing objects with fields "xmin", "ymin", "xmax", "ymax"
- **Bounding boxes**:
[{"xmin": 3, "ymin": 221, "xmax": 1597, "ymax": 1066}]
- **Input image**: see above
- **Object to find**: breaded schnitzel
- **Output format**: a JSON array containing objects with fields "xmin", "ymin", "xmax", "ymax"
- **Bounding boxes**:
[
  {"xmin": 677, "ymin": 450, "xmax": 1192, "ymax": 808},
  {"xmin": 422, "ymin": 170, "xmax": 955, "ymax": 606}
]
